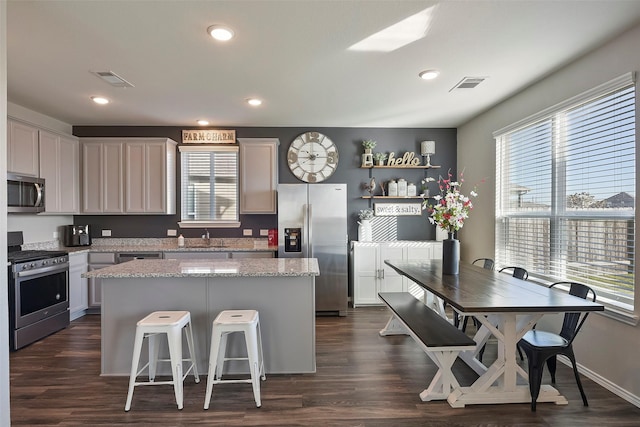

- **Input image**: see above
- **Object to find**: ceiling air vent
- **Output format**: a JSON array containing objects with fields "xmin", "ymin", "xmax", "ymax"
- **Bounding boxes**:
[
  {"xmin": 91, "ymin": 70, "xmax": 135, "ymax": 88},
  {"xmin": 449, "ymin": 76, "xmax": 486, "ymax": 91}
]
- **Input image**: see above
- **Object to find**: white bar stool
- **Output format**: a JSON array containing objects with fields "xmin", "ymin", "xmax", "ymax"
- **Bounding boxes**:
[
  {"xmin": 204, "ymin": 310, "xmax": 265, "ymax": 409},
  {"xmin": 125, "ymin": 311, "xmax": 200, "ymax": 411}
]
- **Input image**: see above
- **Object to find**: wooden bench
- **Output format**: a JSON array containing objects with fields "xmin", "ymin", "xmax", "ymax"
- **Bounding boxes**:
[{"xmin": 378, "ymin": 292, "xmax": 476, "ymax": 402}]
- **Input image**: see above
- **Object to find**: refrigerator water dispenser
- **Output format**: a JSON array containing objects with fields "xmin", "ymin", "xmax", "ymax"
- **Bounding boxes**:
[{"xmin": 284, "ymin": 228, "xmax": 302, "ymax": 252}]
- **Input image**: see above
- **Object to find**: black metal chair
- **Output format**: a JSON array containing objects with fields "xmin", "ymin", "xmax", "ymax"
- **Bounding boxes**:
[
  {"xmin": 472, "ymin": 258, "xmax": 495, "ymax": 270},
  {"xmin": 518, "ymin": 281, "xmax": 596, "ymax": 411},
  {"xmin": 499, "ymin": 266, "xmax": 529, "ymax": 280}
]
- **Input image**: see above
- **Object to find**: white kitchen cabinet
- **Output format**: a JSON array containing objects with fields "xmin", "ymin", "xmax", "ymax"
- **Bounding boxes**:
[
  {"xmin": 352, "ymin": 241, "xmax": 442, "ymax": 307},
  {"xmin": 7, "ymin": 119, "xmax": 39, "ymax": 176},
  {"xmin": 69, "ymin": 252, "xmax": 89, "ymax": 320},
  {"xmin": 39, "ymin": 130, "xmax": 80, "ymax": 213},
  {"xmin": 238, "ymin": 138, "xmax": 279, "ymax": 214},
  {"xmin": 81, "ymin": 138, "xmax": 176, "ymax": 214},
  {"xmin": 87, "ymin": 252, "xmax": 116, "ymax": 309}
]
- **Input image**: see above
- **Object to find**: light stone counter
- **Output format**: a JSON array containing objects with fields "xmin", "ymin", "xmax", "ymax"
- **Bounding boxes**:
[
  {"xmin": 83, "ymin": 258, "xmax": 319, "ymax": 278},
  {"xmin": 92, "ymin": 258, "xmax": 318, "ymax": 376}
]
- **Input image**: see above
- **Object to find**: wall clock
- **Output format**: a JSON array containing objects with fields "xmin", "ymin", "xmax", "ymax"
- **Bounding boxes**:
[{"xmin": 287, "ymin": 131, "xmax": 339, "ymax": 183}]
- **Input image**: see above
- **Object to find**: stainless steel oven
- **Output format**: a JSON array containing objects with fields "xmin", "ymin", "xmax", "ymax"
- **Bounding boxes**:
[{"xmin": 7, "ymin": 231, "xmax": 70, "ymax": 350}]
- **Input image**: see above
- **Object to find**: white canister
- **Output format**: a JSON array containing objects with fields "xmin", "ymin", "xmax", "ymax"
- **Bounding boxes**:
[
  {"xmin": 397, "ymin": 179, "xmax": 407, "ymax": 196},
  {"xmin": 388, "ymin": 180, "xmax": 398, "ymax": 196},
  {"xmin": 407, "ymin": 182, "xmax": 416, "ymax": 197}
]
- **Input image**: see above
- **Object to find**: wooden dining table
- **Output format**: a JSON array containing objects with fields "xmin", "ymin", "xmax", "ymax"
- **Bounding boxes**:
[{"xmin": 384, "ymin": 259, "xmax": 605, "ymax": 408}]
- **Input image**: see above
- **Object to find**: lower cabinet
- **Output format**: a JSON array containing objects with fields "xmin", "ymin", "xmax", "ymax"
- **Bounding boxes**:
[
  {"xmin": 352, "ymin": 241, "xmax": 442, "ymax": 307},
  {"xmin": 87, "ymin": 252, "xmax": 116, "ymax": 310},
  {"xmin": 69, "ymin": 252, "xmax": 89, "ymax": 320}
]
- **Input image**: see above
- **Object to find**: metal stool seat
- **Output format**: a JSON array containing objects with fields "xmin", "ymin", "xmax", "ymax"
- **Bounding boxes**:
[
  {"xmin": 204, "ymin": 310, "xmax": 265, "ymax": 409},
  {"xmin": 125, "ymin": 311, "xmax": 200, "ymax": 411}
]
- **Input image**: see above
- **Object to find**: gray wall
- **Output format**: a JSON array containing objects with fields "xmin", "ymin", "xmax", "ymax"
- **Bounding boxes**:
[
  {"xmin": 72, "ymin": 126, "xmax": 456, "ymax": 242},
  {"xmin": 458, "ymin": 22, "xmax": 640, "ymax": 405}
]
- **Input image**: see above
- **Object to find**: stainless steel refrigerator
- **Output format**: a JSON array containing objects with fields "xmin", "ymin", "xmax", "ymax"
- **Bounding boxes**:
[{"xmin": 277, "ymin": 183, "xmax": 348, "ymax": 316}]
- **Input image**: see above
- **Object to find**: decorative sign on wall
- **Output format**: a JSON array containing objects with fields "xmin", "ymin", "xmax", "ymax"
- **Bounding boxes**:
[
  {"xmin": 386, "ymin": 151, "xmax": 421, "ymax": 166},
  {"xmin": 182, "ymin": 129, "xmax": 236, "ymax": 144},
  {"xmin": 374, "ymin": 203, "xmax": 422, "ymax": 216}
]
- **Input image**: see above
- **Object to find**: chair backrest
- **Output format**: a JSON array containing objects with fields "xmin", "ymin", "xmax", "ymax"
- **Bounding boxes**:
[
  {"xmin": 472, "ymin": 258, "xmax": 495, "ymax": 270},
  {"xmin": 549, "ymin": 281, "xmax": 597, "ymax": 343},
  {"xmin": 498, "ymin": 266, "xmax": 529, "ymax": 280}
]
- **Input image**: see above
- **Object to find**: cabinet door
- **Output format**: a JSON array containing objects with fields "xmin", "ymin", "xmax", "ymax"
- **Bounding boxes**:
[
  {"xmin": 69, "ymin": 253, "xmax": 89, "ymax": 319},
  {"xmin": 378, "ymin": 244, "xmax": 405, "ymax": 294},
  {"xmin": 124, "ymin": 142, "xmax": 146, "ymax": 213},
  {"xmin": 38, "ymin": 131, "xmax": 60, "ymax": 212},
  {"xmin": 82, "ymin": 143, "xmax": 104, "ymax": 213},
  {"xmin": 238, "ymin": 138, "xmax": 278, "ymax": 214},
  {"xmin": 405, "ymin": 244, "xmax": 432, "ymax": 301},
  {"xmin": 40, "ymin": 131, "xmax": 79, "ymax": 213},
  {"xmin": 8, "ymin": 120, "xmax": 39, "ymax": 176},
  {"xmin": 144, "ymin": 142, "xmax": 168, "ymax": 213},
  {"xmin": 102, "ymin": 142, "xmax": 124, "ymax": 213},
  {"xmin": 353, "ymin": 244, "xmax": 379, "ymax": 306},
  {"xmin": 87, "ymin": 265, "xmax": 106, "ymax": 308}
]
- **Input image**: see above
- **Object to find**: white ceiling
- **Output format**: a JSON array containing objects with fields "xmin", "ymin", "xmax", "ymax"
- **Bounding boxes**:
[{"xmin": 7, "ymin": 0, "xmax": 640, "ymax": 128}]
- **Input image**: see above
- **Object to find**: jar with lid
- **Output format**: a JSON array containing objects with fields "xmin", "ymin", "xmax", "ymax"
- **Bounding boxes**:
[
  {"xmin": 388, "ymin": 180, "xmax": 398, "ymax": 196},
  {"xmin": 397, "ymin": 179, "xmax": 407, "ymax": 197},
  {"xmin": 407, "ymin": 182, "xmax": 417, "ymax": 197}
]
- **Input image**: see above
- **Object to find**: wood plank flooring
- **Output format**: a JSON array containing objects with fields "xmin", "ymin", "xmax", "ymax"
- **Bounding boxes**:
[{"xmin": 9, "ymin": 307, "xmax": 640, "ymax": 426}]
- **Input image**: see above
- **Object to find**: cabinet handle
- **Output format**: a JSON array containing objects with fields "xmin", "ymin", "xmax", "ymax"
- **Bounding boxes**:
[{"xmin": 380, "ymin": 269, "xmax": 385, "ymax": 279}]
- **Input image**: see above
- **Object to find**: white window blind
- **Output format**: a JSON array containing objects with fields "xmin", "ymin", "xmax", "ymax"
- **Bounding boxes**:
[
  {"xmin": 179, "ymin": 145, "xmax": 239, "ymax": 227},
  {"xmin": 495, "ymin": 75, "xmax": 636, "ymax": 310}
]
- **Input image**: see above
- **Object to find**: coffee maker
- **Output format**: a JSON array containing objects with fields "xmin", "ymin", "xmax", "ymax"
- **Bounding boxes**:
[{"xmin": 62, "ymin": 225, "xmax": 91, "ymax": 247}]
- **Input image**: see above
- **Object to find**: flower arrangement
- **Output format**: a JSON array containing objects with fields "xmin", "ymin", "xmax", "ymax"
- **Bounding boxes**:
[
  {"xmin": 423, "ymin": 170, "xmax": 478, "ymax": 235},
  {"xmin": 358, "ymin": 209, "xmax": 374, "ymax": 221},
  {"xmin": 362, "ymin": 139, "xmax": 377, "ymax": 150}
]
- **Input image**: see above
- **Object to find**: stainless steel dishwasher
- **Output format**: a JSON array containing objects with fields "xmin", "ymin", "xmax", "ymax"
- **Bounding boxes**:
[{"xmin": 116, "ymin": 252, "xmax": 163, "ymax": 263}]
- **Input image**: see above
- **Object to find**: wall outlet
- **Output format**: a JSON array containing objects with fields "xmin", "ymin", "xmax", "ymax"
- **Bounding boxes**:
[
  {"xmin": 260, "ymin": 229, "xmax": 269, "ymax": 236},
  {"xmin": 102, "ymin": 229, "xmax": 112, "ymax": 237},
  {"xmin": 243, "ymin": 229, "xmax": 253, "ymax": 236},
  {"xmin": 167, "ymin": 229, "xmax": 177, "ymax": 237},
  {"xmin": 53, "ymin": 231, "xmax": 59, "ymax": 239}
]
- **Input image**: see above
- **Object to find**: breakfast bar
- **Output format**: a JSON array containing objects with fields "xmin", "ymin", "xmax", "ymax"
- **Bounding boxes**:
[{"xmin": 83, "ymin": 258, "xmax": 319, "ymax": 376}]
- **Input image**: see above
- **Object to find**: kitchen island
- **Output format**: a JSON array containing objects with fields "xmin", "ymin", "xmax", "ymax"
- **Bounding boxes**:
[{"xmin": 83, "ymin": 257, "xmax": 319, "ymax": 376}]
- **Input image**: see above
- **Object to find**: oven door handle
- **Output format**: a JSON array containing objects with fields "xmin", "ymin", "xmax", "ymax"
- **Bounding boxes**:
[{"xmin": 16, "ymin": 264, "xmax": 69, "ymax": 278}]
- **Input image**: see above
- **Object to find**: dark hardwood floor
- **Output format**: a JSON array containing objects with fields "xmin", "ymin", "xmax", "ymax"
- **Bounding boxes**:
[{"xmin": 9, "ymin": 307, "xmax": 640, "ymax": 426}]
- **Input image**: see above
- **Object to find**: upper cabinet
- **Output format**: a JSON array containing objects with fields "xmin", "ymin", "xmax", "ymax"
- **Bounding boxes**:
[
  {"xmin": 39, "ymin": 130, "xmax": 80, "ymax": 214},
  {"xmin": 7, "ymin": 120, "xmax": 39, "ymax": 176},
  {"xmin": 238, "ymin": 138, "xmax": 279, "ymax": 214},
  {"xmin": 80, "ymin": 138, "xmax": 177, "ymax": 215}
]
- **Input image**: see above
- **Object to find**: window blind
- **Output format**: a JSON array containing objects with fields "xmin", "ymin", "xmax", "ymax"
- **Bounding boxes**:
[
  {"xmin": 495, "ymin": 77, "xmax": 635, "ymax": 309},
  {"xmin": 179, "ymin": 145, "xmax": 239, "ymax": 226}
]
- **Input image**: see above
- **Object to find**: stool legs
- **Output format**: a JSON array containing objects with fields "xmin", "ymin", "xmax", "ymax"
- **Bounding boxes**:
[
  {"xmin": 203, "ymin": 329, "xmax": 223, "ymax": 410},
  {"xmin": 125, "ymin": 312, "xmax": 199, "ymax": 412}
]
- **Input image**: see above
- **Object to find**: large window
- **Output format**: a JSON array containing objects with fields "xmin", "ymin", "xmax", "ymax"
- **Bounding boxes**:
[
  {"xmin": 494, "ymin": 74, "xmax": 636, "ymax": 311},
  {"xmin": 178, "ymin": 145, "xmax": 240, "ymax": 228}
]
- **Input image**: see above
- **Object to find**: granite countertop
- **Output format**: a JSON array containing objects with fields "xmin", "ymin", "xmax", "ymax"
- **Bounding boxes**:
[
  {"xmin": 59, "ymin": 237, "xmax": 277, "ymax": 254},
  {"xmin": 82, "ymin": 258, "xmax": 319, "ymax": 278}
]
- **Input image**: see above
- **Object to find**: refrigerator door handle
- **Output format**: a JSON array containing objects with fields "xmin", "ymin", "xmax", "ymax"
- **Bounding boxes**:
[{"xmin": 307, "ymin": 203, "xmax": 313, "ymax": 257}]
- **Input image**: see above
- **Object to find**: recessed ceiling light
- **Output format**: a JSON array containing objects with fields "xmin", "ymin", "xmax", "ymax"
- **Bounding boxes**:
[
  {"xmin": 197, "ymin": 120, "xmax": 210, "ymax": 126},
  {"xmin": 207, "ymin": 25, "xmax": 234, "ymax": 41},
  {"xmin": 91, "ymin": 96, "xmax": 109, "ymax": 105},
  {"xmin": 419, "ymin": 69, "xmax": 440, "ymax": 80},
  {"xmin": 246, "ymin": 98, "xmax": 262, "ymax": 107}
]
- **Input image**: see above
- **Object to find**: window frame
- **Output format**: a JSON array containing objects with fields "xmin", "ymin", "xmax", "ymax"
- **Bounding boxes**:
[
  {"xmin": 493, "ymin": 73, "xmax": 637, "ymax": 319},
  {"xmin": 177, "ymin": 144, "xmax": 241, "ymax": 229}
]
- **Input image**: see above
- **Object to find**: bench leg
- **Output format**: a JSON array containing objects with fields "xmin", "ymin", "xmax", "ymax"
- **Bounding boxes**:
[
  {"xmin": 419, "ymin": 350, "xmax": 461, "ymax": 402},
  {"xmin": 379, "ymin": 315, "xmax": 409, "ymax": 336}
]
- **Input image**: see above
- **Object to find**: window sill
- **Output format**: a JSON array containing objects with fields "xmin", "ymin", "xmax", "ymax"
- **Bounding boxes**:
[{"xmin": 178, "ymin": 221, "xmax": 241, "ymax": 229}]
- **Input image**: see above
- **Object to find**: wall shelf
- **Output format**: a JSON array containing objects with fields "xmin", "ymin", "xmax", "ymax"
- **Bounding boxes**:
[
  {"xmin": 362, "ymin": 196, "xmax": 424, "ymax": 199},
  {"xmin": 360, "ymin": 165, "xmax": 441, "ymax": 169}
]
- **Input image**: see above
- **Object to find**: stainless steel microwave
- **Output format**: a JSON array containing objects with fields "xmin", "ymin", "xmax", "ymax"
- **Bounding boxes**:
[{"xmin": 7, "ymin": 173, "xmax": 45, "ymax": 213}]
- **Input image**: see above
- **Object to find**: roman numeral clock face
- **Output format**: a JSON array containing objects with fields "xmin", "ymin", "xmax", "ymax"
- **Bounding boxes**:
[{"xmin": 287, "ymin": 132, "xmax": 339, "ymax": 183}]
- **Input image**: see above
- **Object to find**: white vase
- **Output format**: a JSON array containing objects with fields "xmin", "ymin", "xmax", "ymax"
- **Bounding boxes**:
[{"xmin": 358, "ymin": 220, "xmax": 373, "ymax": 242}]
